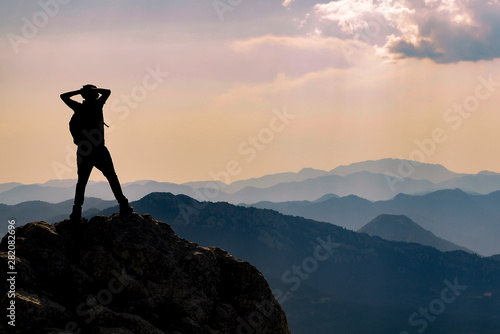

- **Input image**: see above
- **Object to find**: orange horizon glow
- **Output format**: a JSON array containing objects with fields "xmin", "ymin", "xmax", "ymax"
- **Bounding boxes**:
[{"xmin": 2, "ymin": 1, "xmax": 500, "ymax": 184}]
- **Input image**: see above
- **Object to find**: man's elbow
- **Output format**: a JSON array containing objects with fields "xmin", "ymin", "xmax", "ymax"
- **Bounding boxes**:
[{"xmin": 100, "ymin": 89, "xmax": 111, "ymax": 99}]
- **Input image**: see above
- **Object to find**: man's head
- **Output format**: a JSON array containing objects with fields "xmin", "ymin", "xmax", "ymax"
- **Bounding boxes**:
[{"xmin": 81, "ymin": 84, "xmax": 99, "ymax": 101}]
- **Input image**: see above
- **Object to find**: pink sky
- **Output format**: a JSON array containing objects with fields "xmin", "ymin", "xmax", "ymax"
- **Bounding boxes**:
[{"xmin": 1, "ymin": 0, "xmax": 500, "ymax": 184}]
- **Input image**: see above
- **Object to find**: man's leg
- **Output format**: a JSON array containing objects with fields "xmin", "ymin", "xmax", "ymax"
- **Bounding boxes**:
[
  {"xmin": 95, "ymin": 146, "xmax": 133, "ymax": 214},
  {"xmin": 72, "ymin": 152, "xmax": 93, "ymax": 219}
]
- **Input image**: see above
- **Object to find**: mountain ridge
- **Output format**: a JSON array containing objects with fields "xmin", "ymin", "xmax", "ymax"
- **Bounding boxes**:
[
  {"xmin": 3, "ymin": 158, "xmax": 499, "ymax": 205},
  {"xmin": 328, "ymin": 158, "xmax": 463, "ymax": 182},
  {"xmin": 3, "ymin": 188, "xmax": 500, "ymax": 255},
  {"xmin": 250, "ymin": 188, "xmax": 500, "ymax": 256},
  {"xmin": 358, "ymin": 214, "xmax": 472, "ymax": 253}
]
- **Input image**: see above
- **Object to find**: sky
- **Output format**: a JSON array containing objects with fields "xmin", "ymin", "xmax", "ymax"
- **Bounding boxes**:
[{"xmin": 1, "ymin": 0, "xmax": 500, "ymax": 185}]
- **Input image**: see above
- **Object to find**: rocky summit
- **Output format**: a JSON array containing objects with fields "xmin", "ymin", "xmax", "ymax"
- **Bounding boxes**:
[{"xmin": 0, "ymin": 213, "xmax": 291, "ymax": 334}]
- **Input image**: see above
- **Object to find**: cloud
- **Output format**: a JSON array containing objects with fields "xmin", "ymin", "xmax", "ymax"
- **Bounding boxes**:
[
  {"xmin": 230, "ymin": 34, "xmax": 375, "ymax": 77},
  {"xmin": 309, "ymin": 0, "xmax": 500, "ymax": 63}
]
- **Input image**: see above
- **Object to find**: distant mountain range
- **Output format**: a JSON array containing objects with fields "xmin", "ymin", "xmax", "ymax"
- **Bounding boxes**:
[
  {"xmin": 0, "ymin": 182, "xmax": 23, "ymax": 193},
  {"xmin": 0, "ymin": 179, "xmax": 196, "ymax": 205},
  {"xmin": 2, "ymin": 158, "xmax": 500, "ymax": 205},
  {"xmin": 3, "ymin": 186, "xmax": 500, "ymax": 256},
  {"xmin": 358, "ymin": 214, "xmax": 472, "ymax": 253},
  {"xmin": 0, "ymin": 197, "xmax": 115, "ymax": 232},
  {"xmin": 2, "ymin": 191, "xmax": 499, "ymax": 333},
  {"xmin": 4, "ymin": 156, "xmax": 500, "ymax": 334},
  {"xmin": 92, "ymin": 192, "xmax": 500, "ymax": 334},
  {"xmin": 249, "ymin": 188, "xmax": 500, "ymax": 256}
]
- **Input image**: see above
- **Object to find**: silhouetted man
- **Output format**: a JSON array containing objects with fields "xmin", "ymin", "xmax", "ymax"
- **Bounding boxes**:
[{"xmin": 61, "ymin": 84, "xmax": 133, "ymax": 220}]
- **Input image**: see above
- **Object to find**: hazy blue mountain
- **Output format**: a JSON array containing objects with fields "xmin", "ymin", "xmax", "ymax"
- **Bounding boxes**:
[
  {"xmin": 186, "ymin": 159, "xmax": 461, "ymax": 193},
  {"xmin": 0, "ymin": 184, "xmax": 77, "ymax": 205},
  {"xmin": 3, "ymin": 181, "xmax": 498, "ymax": 255},
  {"xmin": 328, "ymin": 158, "xmax": 462, "ymax": 183},
  {"xmin": 0, "ymin": 182, "xmax": 24, "ymax": 193},
  {"xmin": 358, "ymin": 214, "xmax": 471, "ymax": 253},
  {"xmin": 490, "ymin": 255, "xmax": 500, "ymax": 262},
  {"xmin": 0, "ymin": 180, "xmax": 205, "ymax": 205},
  {"xmin": 224, "ymin": 167, "xmax": 329, "ymax": 193},
  {"xmin": 312, "ymin": 193, "xmax": 339, "ymax": 203},
  {"xmin": 97, "ymin": 192, "xmax": 500, "ymax": 334},
  {"xmin": 41, "ymin": 179, "xmax": 84, "ymax": 188},
  {"xmin": 223, "ymin": 171, "xmax": 438, "ymax": 203},
  {"xmin": 184, "ymin": 167, "xmax": 329, "ymax": 194},
  {"xmin": 115, "ymin": 180, "xmax": 199, "ymax": 202},
  {"xmin": 3, "ymin": 159, "xmax": 500, "ymax": 205},
  {"xmin": 478, "ymin": 170, "xmax": 500, "ymax": 176},
  {"xmin": 67, "ymin": 180, "xmax": 199, "ymax": 203},
  {"xmin": 437, "ymin": 174, "xmax": 500, "ymax": 194},
  {"xmin": 381, "ymin": 189, "xmax": 500, "ymax": 255},
  {"xmin": 249, "ymin": 194, "xmax": 376, "ymax": 228},
  {"xmin": 472, "ymin": 190, "xmax": 500, "ymax": 217},
  {"xmin": 181, "ymin": 180, "xmax": 227, "ymax": 189},
  {"xmin": 0, "ymin": 197, "xmax": 114, "ymax": 235},
  {"xmin": 0, "ymin": 179, "xmax": 102, "ymax": 204},
  {"xmin": 249, "ymin": 189, "xmax": 500, "ymax": 256}
]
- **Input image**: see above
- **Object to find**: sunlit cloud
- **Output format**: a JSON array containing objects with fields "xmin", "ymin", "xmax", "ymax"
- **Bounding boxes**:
[{"xmin": 307, "ymin": 0, "xmax": 500, "ymax": 63}]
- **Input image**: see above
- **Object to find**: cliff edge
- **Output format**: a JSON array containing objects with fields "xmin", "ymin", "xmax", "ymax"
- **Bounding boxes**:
[{"xmin": 0, "ymin": 213, "xmax": 291, "ymax": 334}]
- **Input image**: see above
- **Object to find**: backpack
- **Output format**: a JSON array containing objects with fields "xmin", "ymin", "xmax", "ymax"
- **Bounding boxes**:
[
  {"xmin": 69, "ymin": 112, "xmax": 108, "ymax": 146},
  {"xmin": 69, "ymin": 112, "xmax": 86, "ymax": 145}
]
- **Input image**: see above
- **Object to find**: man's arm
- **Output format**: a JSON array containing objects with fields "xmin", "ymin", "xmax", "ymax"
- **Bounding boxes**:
[
  {"xmin": 95, "ymin": 88, "xmax": 111, "ymax": 104},
  {"xmin": 60, "ymin": 89, "xmax": 82, "ymax": 109}
]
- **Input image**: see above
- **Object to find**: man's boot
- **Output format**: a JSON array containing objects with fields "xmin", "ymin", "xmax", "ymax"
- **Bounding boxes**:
[{"xmin": 120, "ymin": 199, "xmax": 134, "ymax": 215}]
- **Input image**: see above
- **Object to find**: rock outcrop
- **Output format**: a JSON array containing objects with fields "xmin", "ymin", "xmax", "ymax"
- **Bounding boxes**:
[{"xmin": 0, "ymin": 213, "xmax": 291, "ymax": 334}]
